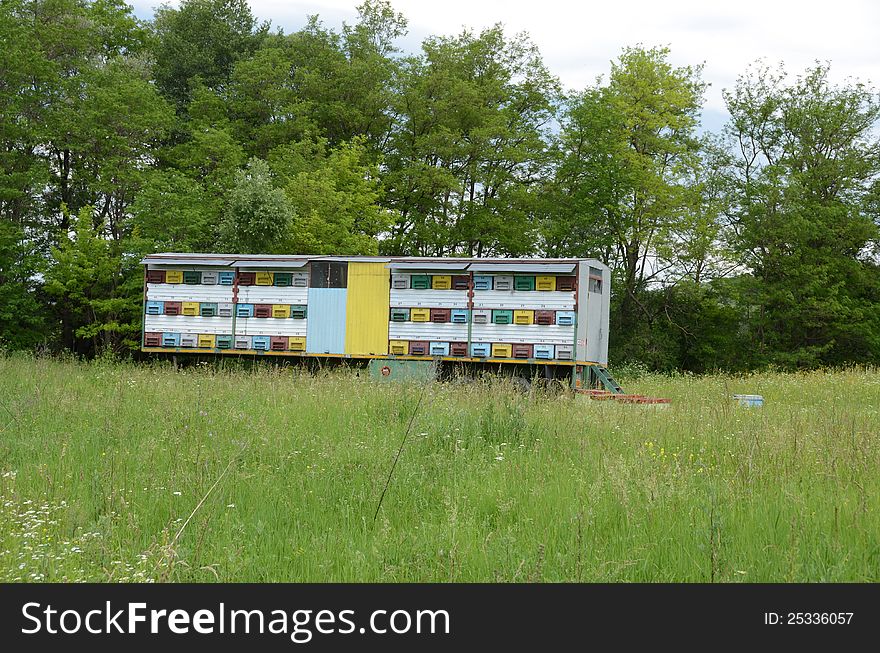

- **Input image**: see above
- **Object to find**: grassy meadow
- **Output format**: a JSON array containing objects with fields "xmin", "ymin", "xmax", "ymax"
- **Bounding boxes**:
[{"xmin": 0, "ymin": 353, "xmax": 878, "ymax": 582}]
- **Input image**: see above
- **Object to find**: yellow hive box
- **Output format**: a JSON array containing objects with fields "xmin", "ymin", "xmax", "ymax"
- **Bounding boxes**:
[
  {"xmin": 288, "ymin": 336, "xmax": 306, "ymax": 351},
  {"xmin": 182, "ymin": 302, "xmax": 199, "ymax": 316},
  {"xmin": 536, "ymin": 275, "xmax": 556, "ymax": 291},
  {"xmin": 198, "ymin": 334, "xmax": 215, "ymax": 348},
  {"xmin": 272, "ymin": 304, "xmax": 290, "ymax": 318},
  {"xmin": 410, "ymin": 308, "xmax": 430, "ymax": 322},
  {"xmin": 432, "ymin": 275, "xmax": 452, "ymax": 290},
  {"xmin": 491, "ymin": 343, "xmax": 513, "ymax": 358},
  {"xmin": 165, "ymin": 270, "xmax": 183, "ymax": 284},
  {"xmin": 255, "ymin": 271, "xmax": 274, "ymax": 285},
  {"xmin": 389, "ymin": 340, "xmax": 408, "ymax": 355},
  {"xmin": 514, "ymin": 310, "xmax": 534, "ymax": 325}
]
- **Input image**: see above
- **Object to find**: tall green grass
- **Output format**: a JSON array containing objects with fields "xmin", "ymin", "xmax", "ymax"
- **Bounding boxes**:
[{"xmin": 0, "ymin": 353, "xmax": 877, "ymax": 582}]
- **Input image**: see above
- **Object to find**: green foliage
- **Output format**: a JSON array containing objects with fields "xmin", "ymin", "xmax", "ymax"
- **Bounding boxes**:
[
  {"xmin": 152, "ymin": 0, "xmax": 267, "ymax": 108},
  {"xmin": 219, "ymin": 158, "xmax": 293, "ymax": 254},
  {"xmin": 723, "ymin": 62, "xmax": 880, "ymax": 367},
  {"xmin": 44, "ymin": 207, "xmax": 141, "ymax": 354},
  {"xmin": 0, "ymin": 222, "xmax": 48, "ymax": 349},
  {"xmin": 270, "ymin": 138, "xmax": 387, "ymax": 254}
]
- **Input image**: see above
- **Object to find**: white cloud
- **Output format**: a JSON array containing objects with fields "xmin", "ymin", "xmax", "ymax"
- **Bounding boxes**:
[{"xmin": 132, "ymin": 0, "xmax": 880, "ymax": 118}]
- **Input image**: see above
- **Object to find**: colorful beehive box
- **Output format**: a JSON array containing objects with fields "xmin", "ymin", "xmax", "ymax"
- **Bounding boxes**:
[
  {"xmin": 292, "ymin": 272, "xmax": 309, "ymax": 287},
  {"xmin": 470, "ymin": 343, "xmax": 490, "ymax": 357},
  {"xmin": 165, "ymin": 270, "xmax": 183, "ymax": 284},
  {"xmin": 254, "ymin": 304, "xmax": 272, "ymax": 318},
  {"xmin": 452, "ymin": 275, "xmax": 470, "ymax": 290},
  {"xmin": 535, "ymin": 310, "xmax": 555, "ymax": 325},
  {"xmin": 183, "ymin": 271, "xmax": 201, "ymax": 285},
  {"xmin": 252, "ymin": 335, "xmax": 270, "ymax": 351},
  {"xmin": 198, "ymin": 334, "xmax": 216, "ymax": 348},
  {"xmin": 201, "ymin": 271, "xmax": 218, "ymax": 285},
  {"xmin": 180, "ymin": 334, "xmax": 197, "ymax": 347},
  {"xmin": 410, "ymin": 275, "xmax": 430, "ymax": 289},
  {"xmin": 472, "ymin": 309, "xmax": 491, "ymax": 324},
  {"xmin": 218, "ymin": 302, "xmax": 234, "ymax": 317},
  {"xmin": 255, "ymin": 272, "xmax": 273, "ymax": 285},
  {"xmin": 145, "ymin": 301, "xmax": 163, "ymax": 315},
  {"xmin": 390, "ymin": 308, "xmax": 410, "ymax": 322},
  {"xmin": 493, "ymin": 275, "xmax": 513, "ymax": 291},
  {"xmin": 143, "ymin": 332, "xmax": 161, "ymax": 347},
  {"xmin": 164, "ymin": 301, "xmax": 182, "ymax": 316},
  {"xmin": 388, "ymin": 340, "xmax": 408, "ymax": 355},
  {"xmin": 273, "ymin": 272, "xmax": 292, "ymax": 287},
  {"xmin": 146, "ymin": 269, "xmax": 166, "ymax": 284},
  {"xmin": 270, "ymin": 336, "xmax": 288, "ymax": 351},
  {"xmin": 473, "ymin": 275, "xmax": 493, "ymax": 290},
  {"xmin": 430, "ymin": 308, "xmax": 451, "ymax": 323},
  {"xmin": 410, "ymin": 308, "xmax": 430, "ymax": 322},
  {"xmin": 556, "ymin": 311, "xmax": 576, "ymax": 326},
  {"xmin": 432, "ymin": 275, "xmax": 452, "ymax": 290},
  {"xmin": 182, "ymin": 302, "xmax": 199, "ymax": 316},
  {"xmin": 513, "ymin": 310, "xmax": 534, "ymax": 325},
  {"xmin": 236, "ymin": 303, "xmax": 254, "ymax": 318},
  {"xmin": 408, "ymin": 341, "xmax": 429, "ymax": 355},
  {"xmin": 512, "ymin": 344, "xmax": 533, "ymax": 359},
  {"xmin": 555, "ymin": 344, "xmax": 574, "ymax": 360},
  {"xmin": 535, "ymin": 275, "xmax": 556, "ymax": 291},
  {"xmin": 533, "ymin": 344, "xmax": 555, "ymax": 359},
  {"xmin": 514, "ymin": 276, "xmax": 535, "ymax": 291},
  {"xmin": 492, "ymin": 310, "xmax": 513, "ymax": 325},
  {"xmin": 556, "ymin": 276, "xmax": 576, "ymax": 291},
  {"xmin": 234, "ymin": 335, "xmax": 251, "ymax": 349},
  {"xmin": 491, "ymin": 343, "xmax": 513, "ymax": 358},
  {"xmin": 216, "ymin": 335, "xmax": 233, "ymax": 349},
  {"xmin": 391, "ymin": 274, "xmax": 408, "ymax": 289},
  {"xmin": 450, "ymin": 309, "xmax": 469, "ymax": 324},
  {"xmin": 200, "ymin": 303, "xmax": 217, "ymax": 317},
  {"xmin": 162, "ymin": 332, "xmax": 181, "ymax": 347},
  {"xmin": 272, "ymin": 304, "xmax": 290, "ymax": 319},
  {"xmin": 290, "ymin": 305, "xmax": 307, "ymax": 319},
  {"xmin": 450, "ymin": 342, "xmax": 468, "ymax": 357},
  {"xmin": 429, "ymin": 342, "xmax": 449, "ymax": 356},
  {"xmin": 288, "ymin": 336, "xmax": 306, "ymax": 351},
  {"xmin": 218, "ymin": 271, "xmax": 235, "ymax": 285},
  {"xmin": 238, "ymin": 272, "xmax": 256, "ymax": 286}
]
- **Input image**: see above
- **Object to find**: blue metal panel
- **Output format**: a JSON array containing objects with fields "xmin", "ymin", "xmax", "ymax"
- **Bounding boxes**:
[
  {"xmin": 162, "ymin": 332, "xmax": 180, "ymax": 347},
  {"xmin": 470, "ymin": 343, "xmax": 490, "ymax": 357},
  {"xmin": 534, "ymin": 344, "xmax": 555, "ymax": 359},
  {"xmin": 218, "ymin": 271, "xmax": 235, "ymax": 285},
  {"xmin": 451, "ymin": 309, "xmax": 470, "ymax": 324},
  {"xmin": 429, "ymin": 342, "xmax": 450, "ymax": 356},
  {"xmin": 306, "ymin": 288, "xmax": 347, "ymax": 354},
  {"xmin": 236, "ymin": 303, "xmax": 254, "ymax": 318},
  {"xmin": 252, "ymin": 335, "xmax": 270, "ymax": 351},
  {"xmin": 146, "ymin": 301, "xmax": 164, "ymax": 315}
]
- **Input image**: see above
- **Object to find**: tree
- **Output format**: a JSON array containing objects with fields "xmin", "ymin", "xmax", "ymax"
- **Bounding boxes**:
[
  {"xmin": 152, "ymin": 0, "xmax": 267, "ymax": 108},
  {"xmin": 0, "ymin": 221, "xmax": 48, "ymax": 349},
  {"xmin": 271, "ymin": 138, "xmax": 387, "ymax": 254},
  {"xmin": 219, "ymin": 158, "xmax": 293, "ymax": 253},
  {"xmin": 383, "ymin": 25, "xmax": 558, "ymax": 256},
  {"xmin": 723, "ymin": 62, "xmax": 880, "ymax": 366},
  {"xmin": 44, "ymin": 206, "xmax": 141, "ymax": 354}
]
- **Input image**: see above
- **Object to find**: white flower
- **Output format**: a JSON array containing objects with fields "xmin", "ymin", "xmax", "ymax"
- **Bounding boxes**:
[{"xmin": 172, "ymin": 491, "xmax": 181, "ymax": 496}]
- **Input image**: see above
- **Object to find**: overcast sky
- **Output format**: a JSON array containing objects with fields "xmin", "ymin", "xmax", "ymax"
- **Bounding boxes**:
[{"xmin": 131, "ymin": 0, "xmax": 880, "ymax": 133}]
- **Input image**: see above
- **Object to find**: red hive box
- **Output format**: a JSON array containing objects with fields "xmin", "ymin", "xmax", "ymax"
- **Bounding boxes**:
[
  {"xmin": 451, "ymin": 275, "xmax": 470, "ymax": 290},
  {"xmin": 430, "ymin": 308, "xmax": 451, "ymax": 323},
  {"xmin": 408, "ymin": 341, "xmax": 429, "ymax": 355},
  {"xmin": 449, "ymin": 342, "xmax": 468, "ymax": 356},
  {"xmin": 556, "ymin": 276, "xmax": 576, "ymax": 291},
  {"xmin": 238, "ymin": 271, "xmax": 256, "ymax": 286},
  {"xmin": 535, "ymin": 310, "xmax": 555, "ymax": 325},
  {"xmin": 254, "ymin": 304, "xmax": 272, "ymax": 318},
  {"xmin": 164, "ymin": 301, "xmax": 182, "ymax": 316},
  {"xmin": 143, "ymin": 332, "xmax": 161, "ymax": 347},
  {"xmin": 270, "ymin": 336, "xmax": 288, "ymax": 351},
  {"xmin": 146, "ymin": 269, "xmax": 166, "ymax": 284},
  {"xmin": 512, "ymin": 344, "xmax": 533, "ymax": 359}
]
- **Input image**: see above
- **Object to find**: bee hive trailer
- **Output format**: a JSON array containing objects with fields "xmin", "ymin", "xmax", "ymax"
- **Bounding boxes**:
[{"xmin": 140, "ymin": 254, "xmax": 622, "ymax": 392}]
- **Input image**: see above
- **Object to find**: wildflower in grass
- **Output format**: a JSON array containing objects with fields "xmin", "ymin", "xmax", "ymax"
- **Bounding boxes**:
[{"xmin": 173, "ymin": 491, "xmax": 181, "ymax": 496}]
